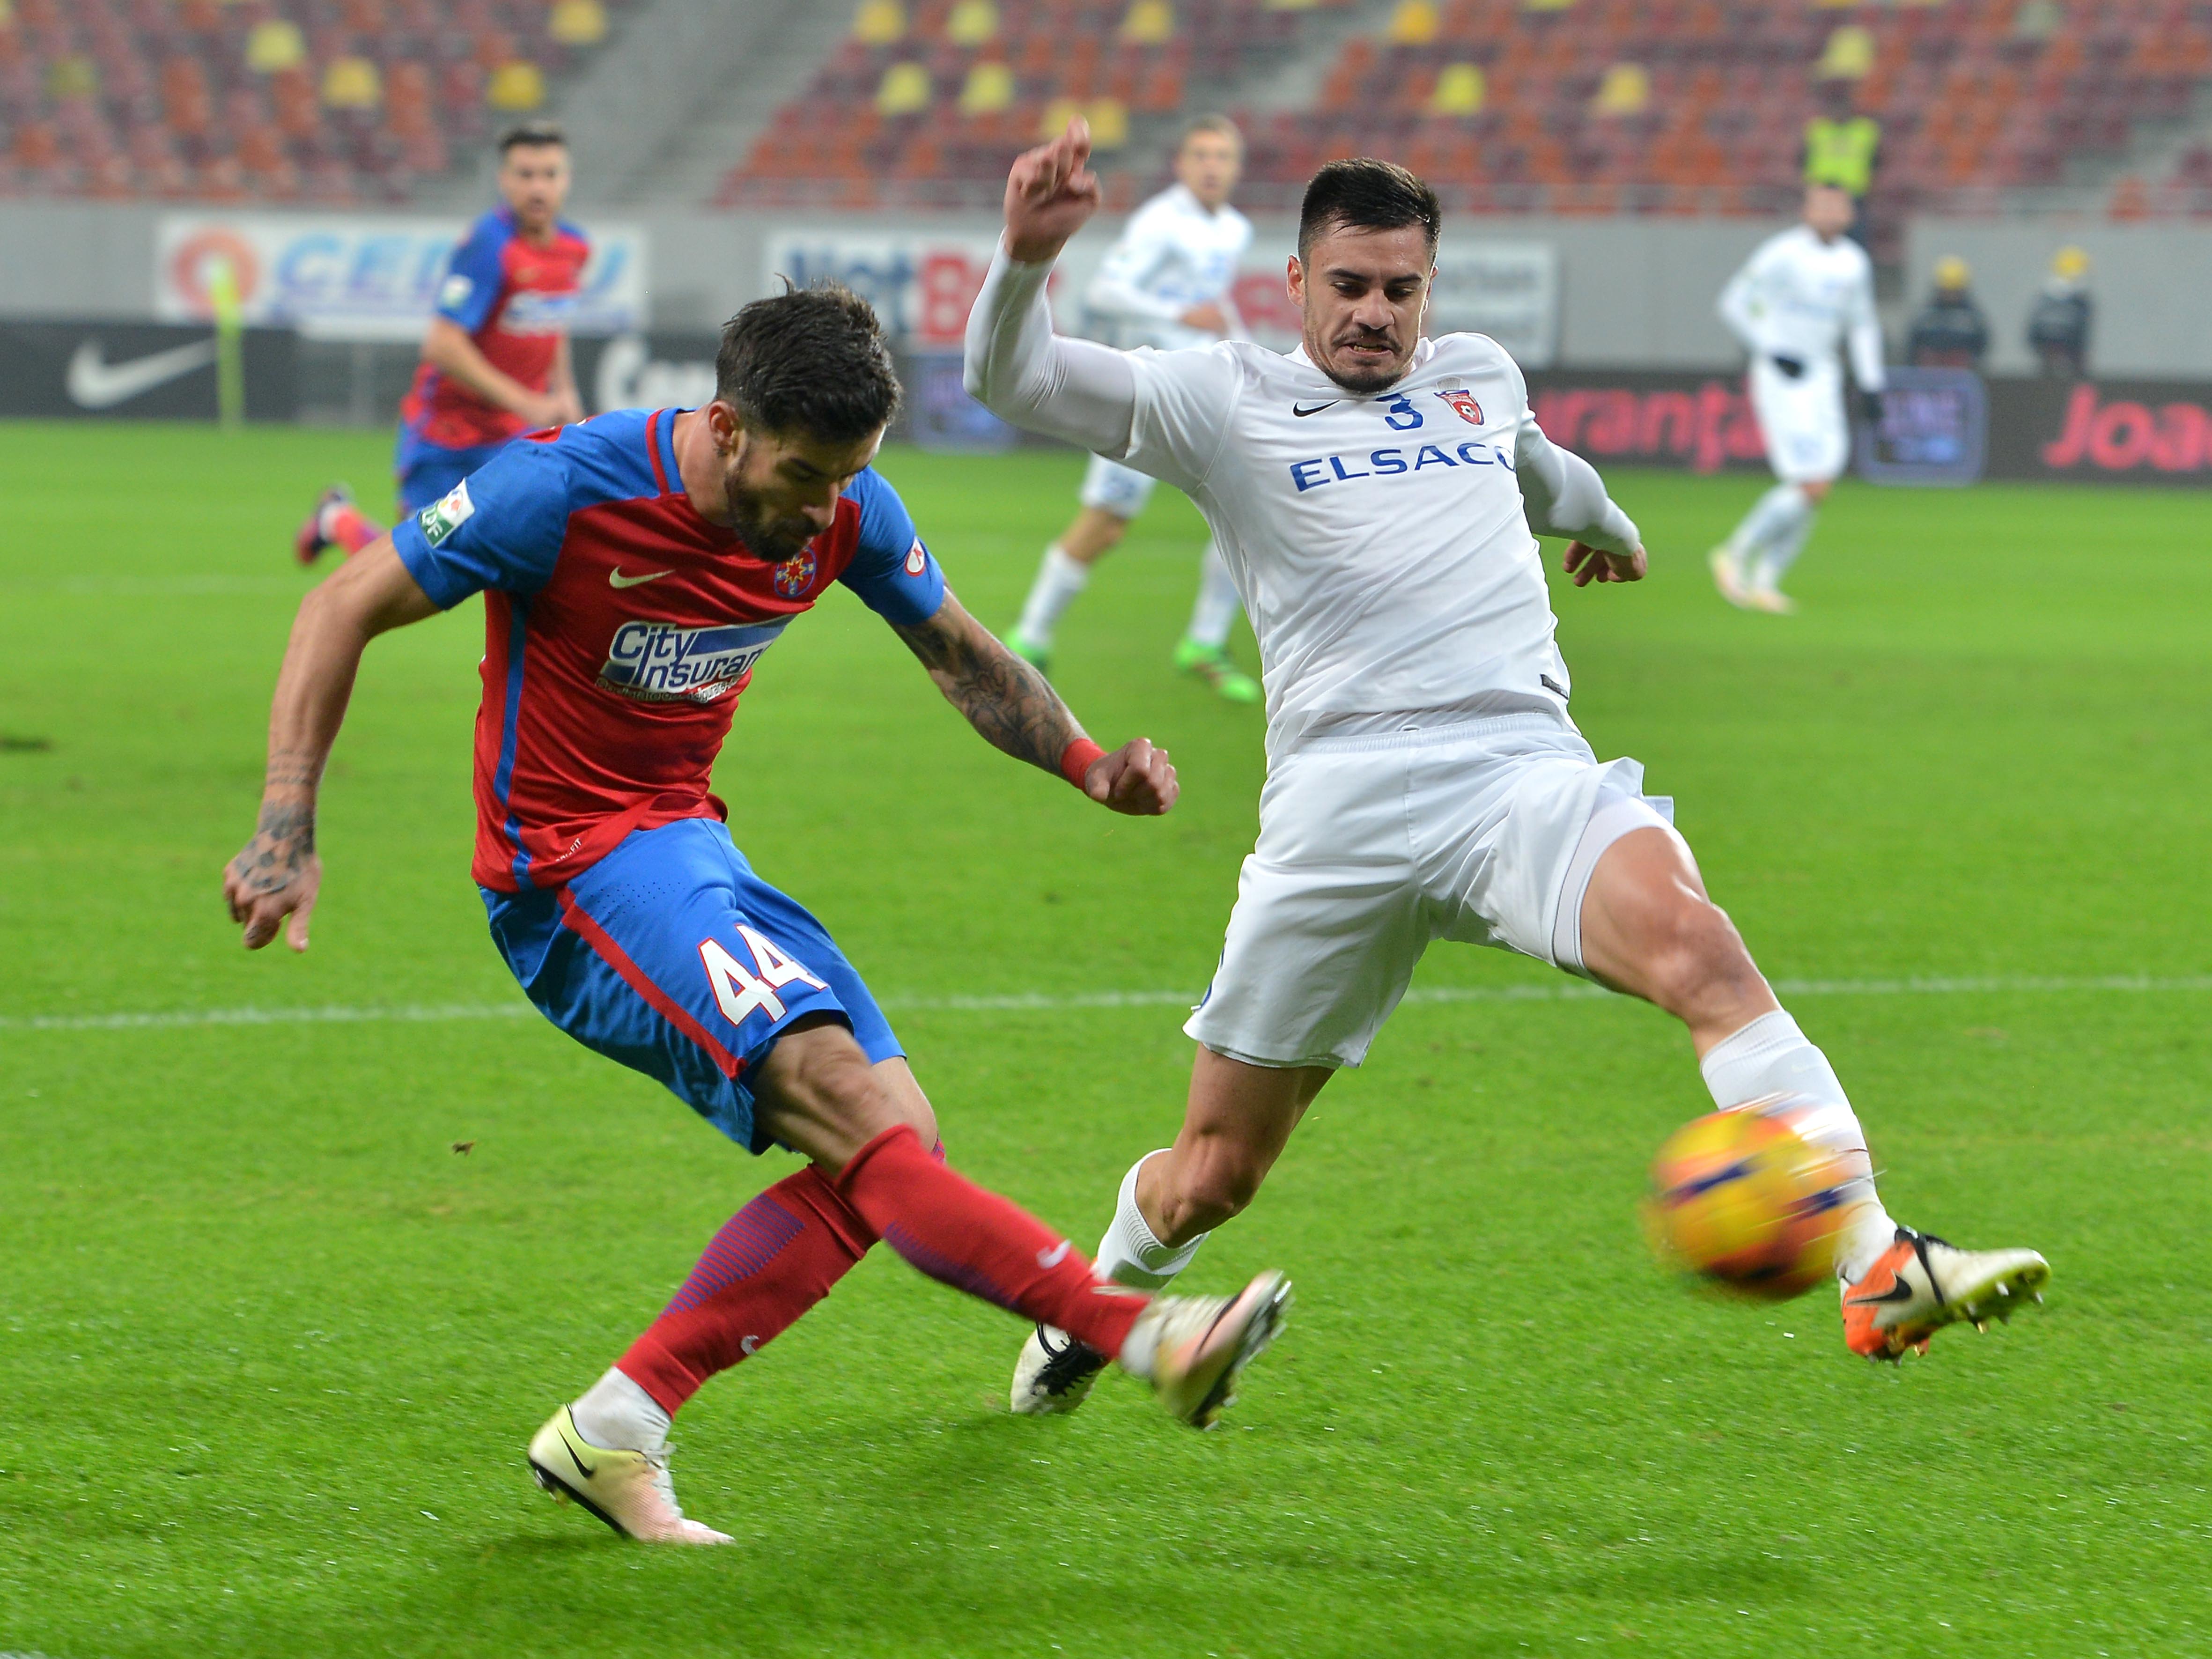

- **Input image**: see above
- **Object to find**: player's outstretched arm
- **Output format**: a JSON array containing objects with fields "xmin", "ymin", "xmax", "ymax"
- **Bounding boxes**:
[
  {"xmin": 1514, "ymin": 420, "xmax": 1647, "ymax": 588},
  {"xmin": 222, "ymin": 541, "xmax": 440, "ymax": 951},
  {"xmin": 891, "ymin": 590, "xmax": 1176, "ymax": 816}
]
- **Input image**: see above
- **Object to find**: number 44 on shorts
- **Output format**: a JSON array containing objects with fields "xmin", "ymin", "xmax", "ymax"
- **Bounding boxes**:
[{"xmin": 700, "ymin": 925, "xmax": 828, "ymax": 1030}]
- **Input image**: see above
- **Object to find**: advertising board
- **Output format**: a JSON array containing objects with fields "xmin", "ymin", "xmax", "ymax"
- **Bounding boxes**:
[{"xmin": 154, "ymin": 213, "xmax": 649, "ymax": 340}]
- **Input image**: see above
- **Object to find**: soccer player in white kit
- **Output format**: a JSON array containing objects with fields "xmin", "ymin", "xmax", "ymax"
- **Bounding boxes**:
[
  {"xmin": 1708, "ymin": 183, "xmax": 1886, "ymax": 614},
  {"xmin": 1007, "ymin": 116, "xmax": 1264, "ymax": 703},
  {"xmin": 967, "ymin": 123, "xmax": 2049, "ymax": 1408}
]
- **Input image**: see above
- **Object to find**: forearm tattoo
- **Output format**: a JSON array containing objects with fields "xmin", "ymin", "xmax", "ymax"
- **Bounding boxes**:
[
  {"xmin": 231, "ymin": 798, "xmax": 316, "ymax": 896},
  {"xmin": 893, "ymin": 606, "xmax": 1079, "ymax": 774}
]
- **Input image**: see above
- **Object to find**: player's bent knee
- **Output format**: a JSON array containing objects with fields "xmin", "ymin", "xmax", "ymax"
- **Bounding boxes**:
[
  {"xmin": 1643, "ymin": 896, "xmax": 1761, "ymax": 1020},
  {"xmin": 755, "ymin": 1016, "xmax": 929, "ymax": 1171}
]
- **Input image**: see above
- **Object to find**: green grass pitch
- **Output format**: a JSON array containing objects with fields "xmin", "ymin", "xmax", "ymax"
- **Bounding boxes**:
[{"xmin": 2, "ymin": 420, "xmax": 2208, "ymax": 1658}]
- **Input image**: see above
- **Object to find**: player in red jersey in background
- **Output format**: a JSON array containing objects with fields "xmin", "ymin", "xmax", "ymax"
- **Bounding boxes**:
[
  {"xmin": 228, "ymin": 283, "xmax": 1290, "ymax": 1544},
  {"xmin": 295, "ymin": 121, "xmax": 589, "ymax": 565}
]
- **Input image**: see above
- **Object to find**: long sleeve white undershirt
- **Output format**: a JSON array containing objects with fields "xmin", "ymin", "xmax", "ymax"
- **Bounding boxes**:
[{"xmin": 966, "ymin": 244, "xmax": 1638, "ymax": 552}]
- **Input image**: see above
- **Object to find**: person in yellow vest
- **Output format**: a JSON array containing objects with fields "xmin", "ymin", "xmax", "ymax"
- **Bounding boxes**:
[{"xmin": 1802, "ymin": 83, "xmax": 1880, "ymax": 246}]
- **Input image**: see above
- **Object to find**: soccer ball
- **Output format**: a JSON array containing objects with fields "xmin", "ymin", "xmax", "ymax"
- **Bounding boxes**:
[{"xmin": 1644, "ymin": 1097, "xmax": 1852, "ymax": 1301}]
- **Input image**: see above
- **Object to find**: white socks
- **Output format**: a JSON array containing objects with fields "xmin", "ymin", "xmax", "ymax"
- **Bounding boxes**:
[
  {"xmin": 1725, "ymin": 482, "xmax": 1814, "ymax": 582},
  {"xmin": 1184, "ymin": 541, "xmax": 1241, "ymax": 649},
  {"xmin": 1752, "ymin": 506, "xmax": 1816, "ymax": 590},
  {"xmin": 1016, "ymin": 544, "xmax": 1089, "ymax": 647},
  {"xmin": 1094, "ymin": 1151, "xmax": 1208, "ymax": 1290},
  {"xmin": 1699, "ymin": 1009, "xmax": 1895, "ymax": 1283},
  {"xmin": 573, "ymin": 1365, "xmax": 671, "ymax": 1453}
]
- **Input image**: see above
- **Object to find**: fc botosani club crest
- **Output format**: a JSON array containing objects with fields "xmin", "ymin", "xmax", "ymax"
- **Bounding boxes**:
[
  {"xmin": 773, "ymin": 549, "xmax": 817, "ymax": 598},
  {"xmin": 1436, "ymin": 389, "xmax": 1484, "ymax": 426}
]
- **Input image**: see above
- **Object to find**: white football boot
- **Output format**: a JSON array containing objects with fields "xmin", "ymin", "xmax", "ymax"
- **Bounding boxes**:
[
  {"xmin": 1745, "ymin": 581, "xmax": 1798, "ymax": 615},
  {"xmin": 1131, "ymin": 1271, "xmax": 1293, "ymax": 1429},
  {"xmin": 1709, "ymin": 545, "xmax": 1751, "ymax": 608},
  {"xmin": 526, "ymin": 1406, "xmax": 732, "ymax": 1544},
  {"xmin": 1010, "ymin": 1323, "xmax": 1110, "ymax": 1416},
  {"xmin": 1841, "ymin": 1226, "xmax": 2050, "ymax": 1362}
]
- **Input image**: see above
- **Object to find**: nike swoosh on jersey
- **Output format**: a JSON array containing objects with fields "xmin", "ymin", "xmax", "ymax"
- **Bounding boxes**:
[
  {"xmin": 608, "ymin": 567, "xmax": 675, "ymax": 588},
  {"xmin": 1036, "ymin": 1240, "xmax": 1072, "ymax": 1269},
  {"xmin": 66, "ymin": 339, "xmax": 221, "ymax": 409},
  {"xmin": 1291, "ymin": 401, "xmax": 1340, "ymax": 417}
]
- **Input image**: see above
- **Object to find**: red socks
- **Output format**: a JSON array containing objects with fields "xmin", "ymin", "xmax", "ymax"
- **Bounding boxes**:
[
  {"xmin": 321, "ymin": 501, "xmax": 382, "ymax": 556},
  {"xmin": 618, "ymin": 1165, "xmax": 876, "ymax": 1415},
  {"xmin": 834, "ymin": 1125, "xmax": 1147, "ymax": 1361}
]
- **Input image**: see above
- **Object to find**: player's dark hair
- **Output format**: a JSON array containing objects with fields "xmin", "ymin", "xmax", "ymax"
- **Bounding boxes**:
[
  {"xmin": 499, "ymin": 120, "xmax": 566, "ymax": 154},
  {"xmin": 1297, "ymin": 158, "xmax": 1442, "ymax": 262},
  {"xmin": 717, "ymin": 281, "xmax": 901, "ymax": 444}
]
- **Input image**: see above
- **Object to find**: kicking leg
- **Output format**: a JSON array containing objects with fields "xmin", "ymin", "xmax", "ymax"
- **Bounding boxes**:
[
  {"xmin": 1578, "ymin": 825, "xmax": 2048, "ymax": 1360},
  {"xmin": 1012, "ymin": 1046, "xmax": 1324, "ymax": 1415},
  {"xmin": 293, "ymin": 485, "xmax": 383, "ymax": 566},
  {"xmin": 760, "ymin": 1019, "xmax": 1289, "ymax": 1426}
]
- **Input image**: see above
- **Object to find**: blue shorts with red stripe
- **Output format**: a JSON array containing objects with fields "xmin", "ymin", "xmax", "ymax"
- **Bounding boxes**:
[
  {"xmin": 482, "ymin": 818, "xmax": 902, "ymax": 1153},
  {"xmin": 394, "ymin": 430, "xmax": 509, "ymax": 515}
]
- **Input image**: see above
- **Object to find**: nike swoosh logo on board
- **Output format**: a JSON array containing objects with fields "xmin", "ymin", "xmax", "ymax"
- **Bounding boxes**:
[
  {"xmin": 66, "ymin": 339, "xmax": 221, "ymax": 409},
  {"xmin": 608, "ymin": 568, "xmax": 674, "ymax": 588},
  {"xmin": 1036, "ymin": 1240, "xmax": 1072, "ymax": 1269},
  {"xmin": 1291, "ymin": 401, "xmax": 1339, "ymax": 417}
]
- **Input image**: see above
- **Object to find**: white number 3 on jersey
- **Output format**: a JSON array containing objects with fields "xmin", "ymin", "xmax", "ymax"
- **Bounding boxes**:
[{"xmin": 700, "ymin": 926, "xmax": 829, "ymax": 1029}]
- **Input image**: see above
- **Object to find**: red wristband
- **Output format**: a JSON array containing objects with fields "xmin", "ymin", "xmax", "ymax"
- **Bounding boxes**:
[{"xmin": 1059, "ymin": 737, "xmax": 1106, "ymax": 790}]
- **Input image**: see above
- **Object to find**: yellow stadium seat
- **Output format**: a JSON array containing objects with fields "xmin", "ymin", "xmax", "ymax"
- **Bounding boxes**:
[
  {"xmin": 549, "ymin": 0, "xmax": 608, "ymax": 47},
  {"xmin": 322, "ymin": 54, "xmax": 383, "ymax": 108},
  {"xmin": 1522, "ymin": 0, "xmax": 1575, "ymax": 13},
  {"xmin": 1430, "ymin": 62, "xmax": 1485, "ymax": 116},
  {"xmin": 959, "ymin": 59, "xmax": 1014, "ymax": 114},
  {"xmin": 877, "ymin": 60, "xmax": 933, "ymax": 115},
  {"xmin": 1386, "ymin": 0, "xmax": 1438, "ymax": 43},
  {"xmin": 947, "ymin": 0, "xmax": 998, "ymax": 44},
  {"xmin": 853, "ymin": 0, "xmax": 906, "ymax": 45},
  {"xmin": 1591, "ymin": 61, "xmax": 1648, "ymax": 116},
  {"xmin": 1088, "ymin": 96, "xmax": 1129, "ymax": 148},
  {"xmin": 244, "ymin": 19, "xmax": 307, "ymax": 73},
  {"xmin": 487, "ymin": 60, "xmax": 546, "ymax": 111},
  {"xmin": 1121, "ymin": 0, "xmax": 1173, "ymax": 43},
  {"xmin": 1815, "ymin": 24, "xmax": 1874, "ymax": 79},
  {"xmin": 46, "ymin": 54, "xmax": 98, "ymax": 98}
]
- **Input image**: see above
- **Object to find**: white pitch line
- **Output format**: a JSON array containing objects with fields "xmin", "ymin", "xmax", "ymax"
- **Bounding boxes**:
[{"xmin": 2, "ymin": 974, "xmax": 2209, "ymax": 1036}]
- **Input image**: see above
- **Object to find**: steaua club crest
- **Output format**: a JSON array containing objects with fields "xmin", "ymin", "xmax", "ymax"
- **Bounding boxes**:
[
  {"xmin": 773, "ymin": 549, "xmax": 817, "ymax": 598},
  {"xmin": 1436, "ymin": 388, "xmax": 1484, "ymax": 426}
]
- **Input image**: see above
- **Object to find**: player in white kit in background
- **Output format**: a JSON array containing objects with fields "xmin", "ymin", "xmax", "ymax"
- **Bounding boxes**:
[
  {"xmin": 1709, "ymin": 183, "xmax": 1886, "ymax": 614},
  {"xmin": 968, "ymin": 122, "xmax": 2049, "ymax": 1405},
  {"xmin": 1007, "ymin": 116, "xmax": 1263, "ymax": 703}
]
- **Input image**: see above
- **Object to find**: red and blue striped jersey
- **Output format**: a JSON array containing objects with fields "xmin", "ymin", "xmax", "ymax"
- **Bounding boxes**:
[
  {"xmin": 399, "ymin": 206, "xmax": 590, "ymax": 450},
  {"xmin": 391, "ymin": 407, "xmax": 946, "ymax": 892}
]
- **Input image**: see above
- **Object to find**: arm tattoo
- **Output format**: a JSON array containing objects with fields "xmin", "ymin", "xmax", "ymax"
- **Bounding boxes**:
[
  {"xmin": 892, "ymin": 602, "xmax": 1080, "ymax": 775},
  {"xmin": 263, "ymin": 747, "xmax": 322, "ymax": 790}
]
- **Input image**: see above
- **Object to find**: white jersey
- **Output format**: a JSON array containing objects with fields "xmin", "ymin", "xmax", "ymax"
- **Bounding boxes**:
[
  {"xmin": 1718, "ymin": 225, "xmax": 1884, "ymax": 391},
  {"xmin": 1082, "ymin": 184, "xmax": 1252, "ymax": 353},
  {"xmin": 966, "ymin": 251, "xmax": 1642, "ymax": 759}
]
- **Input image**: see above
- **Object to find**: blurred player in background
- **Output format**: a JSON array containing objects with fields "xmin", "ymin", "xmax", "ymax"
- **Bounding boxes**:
[
  {"xmin": 1708, "ymin": 183, "xmax": 1884, "ymax": 615},
  {"xmin": 1006, "ymin": 115, "xmax": 1261, "ymax": 702},
  {"xmin": 294, "ymin": 121, "xmax": 587, "ymax": 565},
  {"xmin": 1905, "ymin": 255, "xmax": 1990, "ymax": 369}
]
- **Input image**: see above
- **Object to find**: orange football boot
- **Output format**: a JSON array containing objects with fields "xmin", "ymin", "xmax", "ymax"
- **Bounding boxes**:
[{"xmin": 1841, "ymin": 1226, "xmax": 2050, "ymax": 1362}]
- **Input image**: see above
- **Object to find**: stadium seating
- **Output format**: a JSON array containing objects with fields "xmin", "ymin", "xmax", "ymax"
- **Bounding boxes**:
[
  {"xmin": 0, "ymin": 0, "xmax": 626, "ymax": 204},
  {"xmin": 720, "ymin": 0, "xmax": 1354, "ymax": 210},
  {"xmin": 723, "ymin": 0, "xmax": 2212, "ymax": 236}
]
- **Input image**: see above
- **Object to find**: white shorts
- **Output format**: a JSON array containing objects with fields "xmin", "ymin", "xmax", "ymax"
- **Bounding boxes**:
[
  {"xmin": 1079, "ymin": 453, "xmax": 1158, "ymax": 518},
  {"xmin": 1184, "ymin": 713, "xmax": 1674, "ymax": 1070},
  {"xmin": 1749, "ymin": 360, "xmax": 1849, "ymax": 484}
]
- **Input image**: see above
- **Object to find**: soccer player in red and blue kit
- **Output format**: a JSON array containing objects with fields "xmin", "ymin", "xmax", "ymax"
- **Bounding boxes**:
[
  {"xmin": 294, "ymin": 121, "xmax": 589, "ymax": 565},
  {"xmin": 227, "ymin": 284, "xmax": 1290, "ymax": 1544}
]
